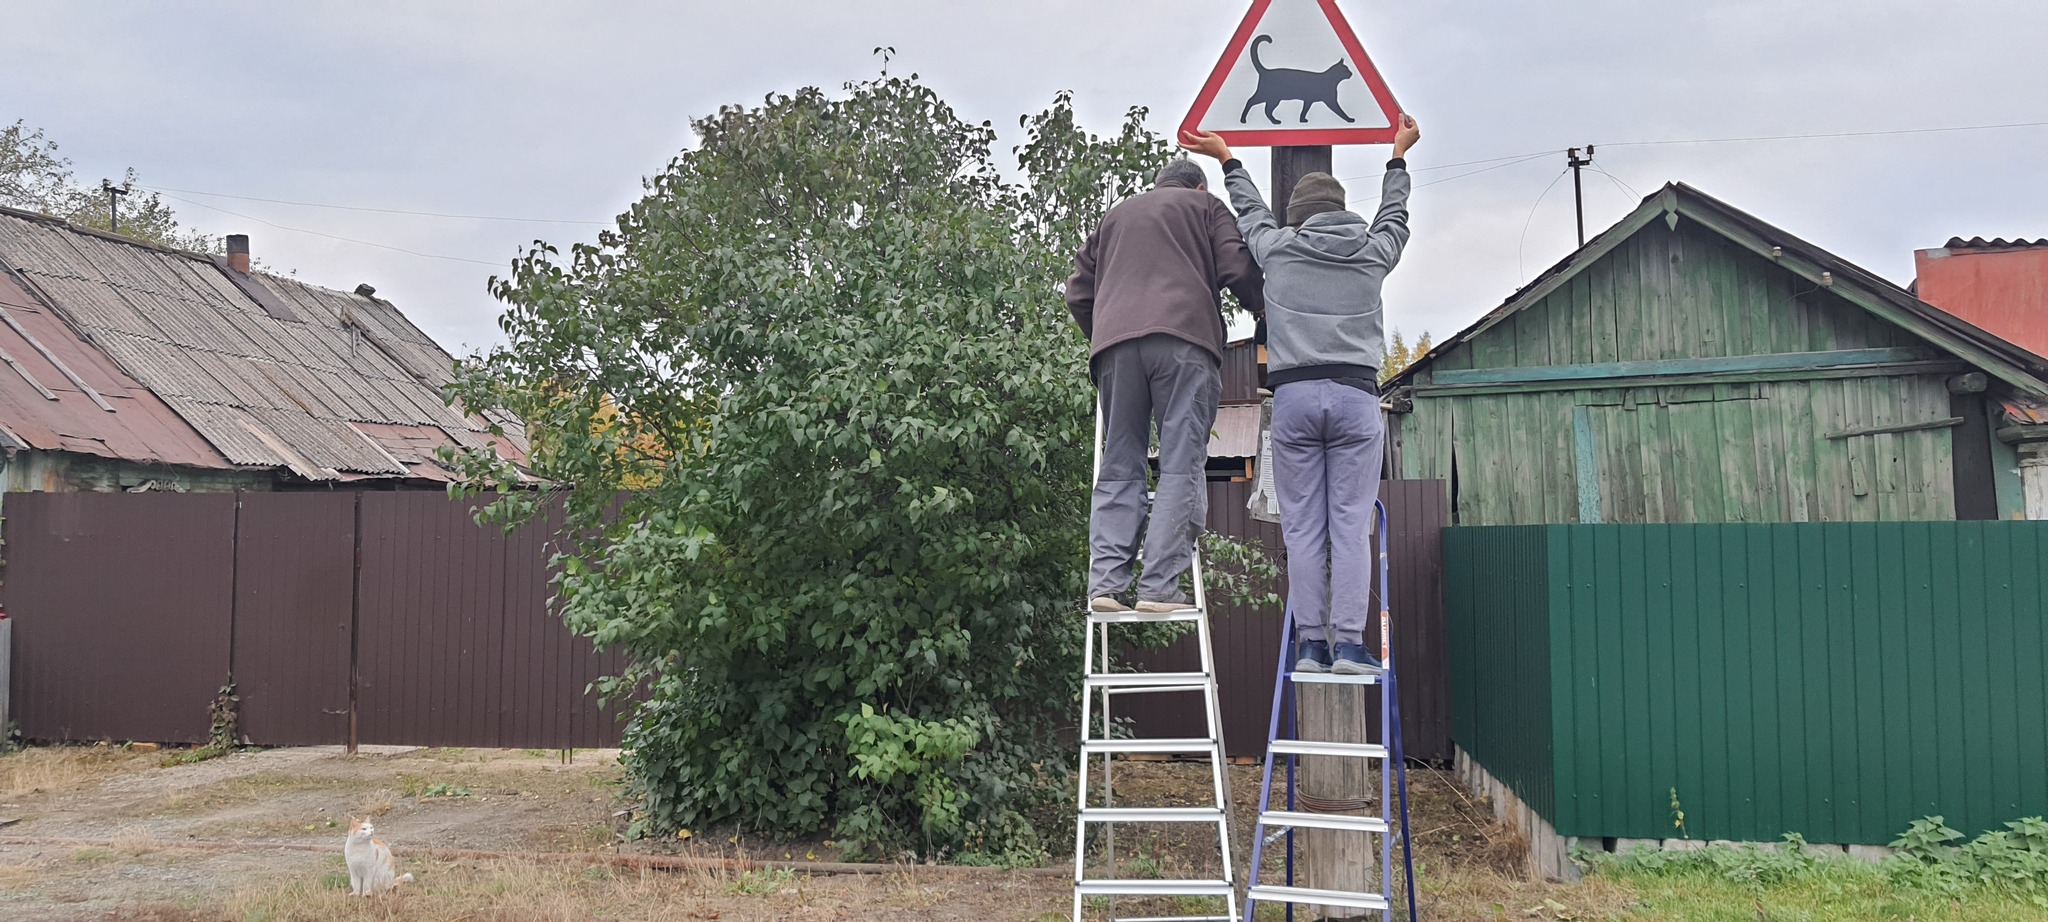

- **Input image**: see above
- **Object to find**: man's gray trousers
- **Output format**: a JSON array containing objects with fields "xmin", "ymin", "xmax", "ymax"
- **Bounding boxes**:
[
  {"xmin": 1088, "ymin": 334, "xmax": 1221, "ymax": 604},
  {"xmin": 1271, "ymin": 379, "xmax": 1385, "ymax": 645}
]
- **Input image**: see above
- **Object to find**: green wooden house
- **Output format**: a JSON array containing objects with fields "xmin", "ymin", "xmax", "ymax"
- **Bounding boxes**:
[
  {"xmin": 1386, "ymin": 183, "xmax": 2048, "ymax": 526},
  {"xmin": 1405, "ymin": 185, "xmax": 2048, "ymax": 877}
]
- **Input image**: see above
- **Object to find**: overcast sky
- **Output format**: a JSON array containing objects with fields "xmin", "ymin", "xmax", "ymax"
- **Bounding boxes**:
[{"xmin": 3, "ymin": 1, "xmax": 2044, "ymax": 357}]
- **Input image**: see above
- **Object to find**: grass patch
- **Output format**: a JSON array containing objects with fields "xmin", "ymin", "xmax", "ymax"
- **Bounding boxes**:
[
  {"xmin": 206, "ymin": 857, "xmax": 853, "ymax": 921},
  {"xmin": 724, "ymin": 866, "xmax": 800, "ymax": 896},
  {"xmin": 1588, "ymin": 831, "xmax": 2048, "ymax": 921},
  {"xmin": 1598, "ymin": 854, "xmax": 2048, "ymax": 921},
  {"xmin": 156, "ymin": 771, "xmax": 353, "ymax": 816},
  {"xmin": 398, "ymin": 774, "xmax": 475, "ymax": 799},
  {"xmin": 0, "ymin": 744, "xmax": 155, "ymax": 798}
]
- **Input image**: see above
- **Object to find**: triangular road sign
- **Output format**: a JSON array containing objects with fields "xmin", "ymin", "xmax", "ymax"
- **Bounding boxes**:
[{"xmin": 1179, "ymin": 0, "xmax": 1404, "ymax": 147}]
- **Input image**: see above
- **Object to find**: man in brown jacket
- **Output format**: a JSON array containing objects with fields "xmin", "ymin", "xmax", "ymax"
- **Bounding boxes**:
[{"xmin": 1067, "ymin": 159, "xmax": 1264, "ymax": 613}]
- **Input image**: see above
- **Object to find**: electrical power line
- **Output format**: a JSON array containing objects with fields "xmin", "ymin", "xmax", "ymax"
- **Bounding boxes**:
[
  {"xmin": 1602, "ymin": 118, "xmax": 2048, "ymax": 149},
  {"xmin": 136, "ymin": 184, "xmax": 610, "ymax": 226},
  {"xmin": 156, "ymin": 192, "xmax": 507, "ymax": 267},
  {"xmin": 1346, "ymin": 150, "xmax": 1556, "ymax": 206},
  {"xmin": 1337, "ymin": 148, "xmax": 1559, "ymax": 183},
  {"xmin": 1338, "ymin": 116, "xmax": 2047, "ymax": 203},
  {"xmin": 140, "ymin": 116, "xmax": 2043, "ymax": 271},
  {"xmin": 1518, "ymin": 167, "xmax": 1574, "ymax": 279},
  {"xmin": 1591, "ymin": 166, "xmax": 1642, "ymax": 201}
]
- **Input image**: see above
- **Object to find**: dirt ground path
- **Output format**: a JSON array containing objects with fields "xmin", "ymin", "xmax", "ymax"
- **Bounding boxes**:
[
  {"xmin": 0, "ymin": 744, "xmax": 1574, "ymax": 921},
  {"xmin": 0, "ymin": 745, "xmax": 1084, "ymax": 921}
]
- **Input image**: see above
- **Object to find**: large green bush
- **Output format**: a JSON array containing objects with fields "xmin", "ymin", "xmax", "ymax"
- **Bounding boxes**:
[{"xmin": 447, "ymin": 73, "xmax": 1202, "ymax": 859}]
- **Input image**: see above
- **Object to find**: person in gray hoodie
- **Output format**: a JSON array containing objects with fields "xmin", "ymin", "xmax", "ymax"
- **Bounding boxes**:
[{"xmin": 1180, "ymin": 114, "xmax": 1420, "ymax": 675}]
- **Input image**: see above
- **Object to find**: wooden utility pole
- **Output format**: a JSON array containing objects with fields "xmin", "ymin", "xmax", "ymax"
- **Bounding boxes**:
[
  {"xmin": 1270, "ymin": 146, "xmax": 1334, "ymax": 225},
  {"xmin": 1567, "ymin": 146, "xmax": 1596, "ymax": 247},
  {"xmin": 101, "ymin": 180, "xmax": 129, "ymax": 234}
]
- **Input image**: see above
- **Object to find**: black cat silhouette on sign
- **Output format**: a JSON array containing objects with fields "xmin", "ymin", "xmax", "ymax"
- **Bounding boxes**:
[
  {"xmin": 1179, "ymin": 0, "xmax": 1404, "ymax": 147},
  {"xmin": 1240, "ymin": 34, "xmax": 1356, "ymax": 125}
]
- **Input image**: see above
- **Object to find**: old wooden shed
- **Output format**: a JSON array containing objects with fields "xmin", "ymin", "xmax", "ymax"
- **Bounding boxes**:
[{"xmin": 1386, "ymin": 183, "xmax": 2048, "ymax": 525}]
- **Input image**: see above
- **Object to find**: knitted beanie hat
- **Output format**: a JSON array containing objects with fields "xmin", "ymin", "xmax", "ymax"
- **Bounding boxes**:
[{"xmin": 1287, "ymin": 172, "xmax": 1347, "ymax": 226}]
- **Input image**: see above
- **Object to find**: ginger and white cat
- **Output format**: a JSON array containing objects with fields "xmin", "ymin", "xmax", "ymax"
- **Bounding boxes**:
[{"xmin": 344, "ymin": 818, "xmax": 414, "ymax": 896}]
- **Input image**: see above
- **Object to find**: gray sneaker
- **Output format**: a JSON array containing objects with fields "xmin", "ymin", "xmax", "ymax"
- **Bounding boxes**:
[
  {"xmin": 1294, "ymin": 639, "xmax": 1332, "ymax": 674},
  {"xmin": 1135, "ymin": 598, "xmax": 1198, "ymax": 613},
  {"xmin": 1089, "ymin": 596, "xmax": 1133, "ymax": 613},
  {"xmin": 1332, "ymin": 642, "xmax": 1384, "ymax": 676}
]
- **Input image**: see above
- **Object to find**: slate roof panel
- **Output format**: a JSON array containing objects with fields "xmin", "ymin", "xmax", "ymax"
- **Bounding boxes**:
[{"xmin": 0, "ymin": 205, "xmax": 528, "ymax": 481}]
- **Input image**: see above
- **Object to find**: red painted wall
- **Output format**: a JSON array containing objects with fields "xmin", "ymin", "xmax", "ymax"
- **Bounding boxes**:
[{"xmin": 1916, "ymin": 243, "xmax": 2048, "ymax": 359}]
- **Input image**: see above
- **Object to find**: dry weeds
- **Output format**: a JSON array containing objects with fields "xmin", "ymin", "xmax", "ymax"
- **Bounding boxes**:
[
  {"xmin": 205, "ymin": 856, "xmax": 1066, "ymax": 922},
  {"xmin": 0, "ymin": 744, "xmax": 155, "ymax": 799}
]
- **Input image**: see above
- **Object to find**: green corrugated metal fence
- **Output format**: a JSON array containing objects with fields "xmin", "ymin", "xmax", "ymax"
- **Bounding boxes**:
[
  {"xmin": 1448, "ymin": 521, "xmax": 2048, "ymax": 845},
  {"xmin": 1445, "ymin": 526, "xmax": 1556, "ymax": 824}
]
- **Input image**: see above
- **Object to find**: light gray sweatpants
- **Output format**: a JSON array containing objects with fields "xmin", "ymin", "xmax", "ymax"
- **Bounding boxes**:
[
  {"xmin": 1088, "ymin": 334, "xmax": 1221, "ymax": 603},
  {"xmin": 1272, "ymin": 379, "xmax": 1385, "ymax": 645}
]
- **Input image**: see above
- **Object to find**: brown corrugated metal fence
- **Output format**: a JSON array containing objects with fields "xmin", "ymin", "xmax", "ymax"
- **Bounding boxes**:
[
  {"xmin": 3, "ymin": 485, "xmax": 1443, "ymax": 757},
  {"xmin": 4, "ymin": 493, "xmax": 236, "ymax": 743},
  {"xmin": 1115, "ymin": 479, "xmax": 1451, "ymax": 759},
  {"xmin": 2, "ymin": 491, "xmax": 629, "ymax": 749},
  {"xmin": 233, "ymin": 492, "xmax": 355, "ymax": 746},
  {"xmin": 354, "ymin": 493, "xmax": 631, "ymax": 749}
]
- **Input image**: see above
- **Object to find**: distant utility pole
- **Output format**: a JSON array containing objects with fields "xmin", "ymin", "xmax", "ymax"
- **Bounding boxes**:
[
  {"xmin": 1566, "ymin": 146, "xmax": 1596, "ymax": 247},
  {"xmin": 101, "ymin": 179, "xmax": 130, "ymax": 233}
]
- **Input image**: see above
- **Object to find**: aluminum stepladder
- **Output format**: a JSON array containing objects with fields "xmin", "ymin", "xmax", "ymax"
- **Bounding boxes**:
[
  {"xmin": 1242, "ymin": 501, "xmax": 1419, "ymax": 922},
  {"xmin": 1072, "ymin": 401, "xmax": 1238, "ymax": 922}
]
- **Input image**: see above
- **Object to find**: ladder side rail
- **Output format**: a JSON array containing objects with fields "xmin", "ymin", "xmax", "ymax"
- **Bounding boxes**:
[
  {"xmin": 1101, "ymin": 618, "xmax": 1115, "ymax": 878},
  {"xmin": 1379, "ymin": 498, "xmax": 1420, "ymax": 922},
  {"xmin": 1377, "ymin": 501, "xmax": 1393, "ymax": 921},
  {"xmin": 1284, "ymin": 651, "xmax": 1298, "ymax": 922},
  {"xmin": 1391, "ymin": 668, "xmax": 1419, "ymax": 922},
  {"xmin": 1241, "ymin": 605, "xmax": 1296, "ymax": 922},
  {"xmin": 1074, "ymin": 616, "xmax": 1097, "ymax": 889},
  {"xmin": 1074, "ymin": 398, "xmax": 1102, "ymax": 922}
]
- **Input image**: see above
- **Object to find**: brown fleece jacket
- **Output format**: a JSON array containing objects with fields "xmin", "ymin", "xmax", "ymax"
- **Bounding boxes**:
[{"xmin": 1065, "ymin": 178, "xmax": 1264, "ymax": 364}]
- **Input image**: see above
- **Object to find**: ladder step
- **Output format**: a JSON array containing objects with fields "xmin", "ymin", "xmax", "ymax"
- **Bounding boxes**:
[
  {"xmin": 1257, "ymin": 810, "xmax": 1390, "ymax": 834},
  {"xmin": 1113, "ymin": 916, "xmax": 1237, "ymax": 921},
  {"xmin": 1073, "ymin": 879, "xmax": 1234, "ymax": 897},
  {"xmin": 1245, "ymin": 885, "xmax": 1391, "ymax": 912},
  {"xmin": 1086, "ymin": 672, "xmax": 1211, "ymax": 689},
  {"xmin": 1269, "ymin": 740, "xmax": 1389, "ymax": 759},
  {"xmin": 1082, "ymin": 738, "xmax": 1219, "ymax": 754},
  {"xmin": 1087, "ymin": 608, "xmax": 1207, "ymax": 624},
  {"xmin": 1081, "ymin": 807, "xmax": 1225, "ymax": 824},
  {"xmin": 1290, "ymin": 670, "xmax": 1382, "ymax": 686}
]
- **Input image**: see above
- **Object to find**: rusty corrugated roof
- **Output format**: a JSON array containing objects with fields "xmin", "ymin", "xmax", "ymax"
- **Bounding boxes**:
[
  {"xmin": 2005, "ymin": 397, "xmax": 2048, "ymax": 427},
  {"xmin": 1209, "ymin": 403, "xmax": 1262, "ymax": 459},
  {"xmin": 0, "ymin": 206, "xmax": 528, "ymax": 481},
  {"xmin": 1946, "ymin": 237, "xmax": 2048, "ymax": 251},
  {"xmin": 0, "ymin": 267, "xmax": 234, "ymax": 468}
]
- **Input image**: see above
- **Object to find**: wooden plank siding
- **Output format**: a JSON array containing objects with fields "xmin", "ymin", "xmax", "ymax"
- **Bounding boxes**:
[{"xmin": 1397, "ymin": 219, "xmax": 1970, "ymax": 525}]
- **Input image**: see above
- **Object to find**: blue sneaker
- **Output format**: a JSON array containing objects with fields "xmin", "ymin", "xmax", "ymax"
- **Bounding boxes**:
[
  {"xmin": 1294, "ymin": 639, "xmax": 1332, "ymax": 674},
  {"xmin": 1332, "ymin": 642, "xmax": 1384, "ymax": 676}
]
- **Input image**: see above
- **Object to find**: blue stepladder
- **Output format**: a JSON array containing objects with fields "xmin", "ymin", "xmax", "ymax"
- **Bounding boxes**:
[
  {"xmin": 1242, "ymin": 500, "xmax": 1419, "ymax": 922},
  {"xmin": 1071, "ymin": 401, "xmax": 1239, "ymax": 922}
]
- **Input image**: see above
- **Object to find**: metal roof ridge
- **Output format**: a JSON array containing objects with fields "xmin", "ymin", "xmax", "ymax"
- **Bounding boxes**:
[{"xmin": 0, "ymin": 203, "xmax": 219, "ymax": 265}]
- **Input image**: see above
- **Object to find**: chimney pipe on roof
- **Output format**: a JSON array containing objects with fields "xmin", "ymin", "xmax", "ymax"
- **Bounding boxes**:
[{"xmin": 226, "ymin": 234, "xmax": 250, "ymax": 274}]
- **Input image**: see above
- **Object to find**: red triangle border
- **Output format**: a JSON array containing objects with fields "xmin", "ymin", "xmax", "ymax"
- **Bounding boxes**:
[{"xmin": 1177, "ymin": 0, "xmax": 1404, "ymax": 148}]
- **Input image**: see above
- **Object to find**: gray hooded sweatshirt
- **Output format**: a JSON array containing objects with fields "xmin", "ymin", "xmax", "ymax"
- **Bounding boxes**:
[{"xmin": 1222, "ymin": 160, "xmax": 1410, "ymax": 387}]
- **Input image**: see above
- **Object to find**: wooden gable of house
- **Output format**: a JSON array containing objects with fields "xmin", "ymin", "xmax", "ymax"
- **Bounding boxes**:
[{"xmin": 1392, "ymin": 186, "xmax": 2041, "ymax": 526}]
